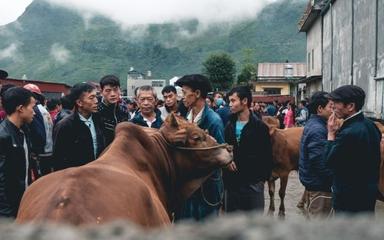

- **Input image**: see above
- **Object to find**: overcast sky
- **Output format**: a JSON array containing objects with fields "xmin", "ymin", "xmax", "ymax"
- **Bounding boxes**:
[{"xmin": 1, "ymin": 0, "xmax": 279, "ymax": 26}]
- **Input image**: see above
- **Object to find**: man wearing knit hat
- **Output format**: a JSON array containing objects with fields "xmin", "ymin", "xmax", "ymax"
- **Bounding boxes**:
[{"xmin": 325, "ymin": 85, "xmax": 381, "ymax": 214}]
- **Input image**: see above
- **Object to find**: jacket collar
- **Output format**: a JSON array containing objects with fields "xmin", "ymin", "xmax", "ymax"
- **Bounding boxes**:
[
  {"xmin": 309, "ymin": 114, "xmax": 327, "ymax": 125},
  {"xmin": 341, "ymin": 111, "xmax": 364, "ymax": 128}
]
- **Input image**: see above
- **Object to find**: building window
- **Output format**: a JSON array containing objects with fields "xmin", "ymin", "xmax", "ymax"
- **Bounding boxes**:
[
  {"xmin": 307, "ymin": 52, "xmax": 311, "ymax": 72},
  {"xmin": 152, "ymin": 81, "xmax": 164, "ymax": 87},
  {"xmin": 312, "ymin": 49, "xmax": 314, "ymax": 70},
  {"xmin": 263, "ymin": 88, "xmax": 281, "ymax": 95}
]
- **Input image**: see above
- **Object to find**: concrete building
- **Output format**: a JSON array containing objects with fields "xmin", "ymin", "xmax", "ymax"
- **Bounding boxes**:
[
  {"xmin": 126, "ymin": 67, "xmax": 167, "ymax": 100},
  {"xmin": 255, "ymin": 62, "xmax": 306, "ymax": 99},
  {"xmin": 299, "ymin": 0, "xmax": 384, "ymax": 119}
]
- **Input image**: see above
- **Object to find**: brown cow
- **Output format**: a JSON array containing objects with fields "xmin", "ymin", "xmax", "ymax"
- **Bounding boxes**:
[
  {"xmin": 16, "ymin": 114, "xmax": 232, "ymax": 228},
  {"xmin": 266, "ymin": 126, "xmax": 303, "ymax": 217},
  {"xmin": 375, "ymin": 121, "xmax": 384, "ymax": 199}
]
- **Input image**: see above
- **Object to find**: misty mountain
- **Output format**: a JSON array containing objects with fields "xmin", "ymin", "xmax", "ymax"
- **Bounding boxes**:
[{"xmin": 0, "ymin": 0, "xmax": 306, "ymax": 87}]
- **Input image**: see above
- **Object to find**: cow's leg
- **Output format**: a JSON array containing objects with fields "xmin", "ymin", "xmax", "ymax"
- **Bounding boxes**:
[
  {"xmin": 278, "ymin": 175, "xmax": 288, "ymax": 218},
  {"xmin": 267, "ymin": 179, "xmax": 276, "ymax": 215},
  {"xmin": 297, "ymin": 189, "xmax": 308, "ymax": 209}
]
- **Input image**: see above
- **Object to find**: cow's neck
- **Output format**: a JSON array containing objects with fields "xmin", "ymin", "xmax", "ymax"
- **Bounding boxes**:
[{"xmin": 107, "ymin": 125, "xmax": 175, "ymax": 218}]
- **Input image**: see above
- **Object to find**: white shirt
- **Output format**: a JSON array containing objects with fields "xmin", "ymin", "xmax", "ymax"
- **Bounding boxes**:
[
  {"xmin": 187, "ymin": 107, "xmax": 204, "ymax": 124},
  {"xmin": 21, "ymin": 131, "xmax": 29, "ymax": 189},
  {"xmin": 37, "ymin": 104, "xmax": 53, "ymax": 153},
  {"xmin": 344, "ymin": 110, "xmax": 362, "ymax": 122},
  {"xmin": 78, "ymin": 113, "xmax": 98, "ymax": 158},
  {"xmin": 143, "ymin": 115, "xmax": 157, "ymax": 128}
]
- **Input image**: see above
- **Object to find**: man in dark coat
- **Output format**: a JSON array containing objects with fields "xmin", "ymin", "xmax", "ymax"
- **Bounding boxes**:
[
  {"xmin": 325, "ymin": 85, "xmax": 382, "ymax": 214},
  {"xmin": 299, "ymin": 92, "xmax": 333, "ymax": 217},
  {"xmin": 223, "ymin": 86, "xmax": 272, "ymax": 212},
  {"xmin": 0, "ymin": 87, "xmax": 35, "ymax": 218},
  {"xmin": 53, "ymin": 83, "xmax": 105, "ymax": 171}
]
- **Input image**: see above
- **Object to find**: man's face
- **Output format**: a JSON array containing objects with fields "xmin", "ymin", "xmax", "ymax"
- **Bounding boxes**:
[
  {"xmin": 77, "ymin": 89, "xmax": 98, "ymax": 114},
  {"xmin": 137, "ymin": 90, "xmax": 156, "ymax": 115},
  {"xmin": 229, "ymin": 93, "xmax": 247, "ymax": 114},
  {"xmin": 20, "ymin": 97, "xmax": 36, "ymax": 124},
  {"xmin": 181, "ymin": 86, "xmax": 198, "ymax": 108},
  {"xmin": 101, "ymin": 85, "xmax": 120, "ymax": 104},
  {"xmin": 331, "ymin": 100, "xmax": 354, "ymax": 119},
  {"xmin": 163, "ymin": 91, "xmax": 177, "ymax": 108},
  {"xmin": 318, "ymin": 101, "xmax": 333, "ymax": 120}
]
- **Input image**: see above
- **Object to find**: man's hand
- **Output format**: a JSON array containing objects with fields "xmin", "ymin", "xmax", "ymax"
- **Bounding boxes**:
[
  {"xmin": 327, "ymin": 112, "xmax": 340, "ymax": 140},
  {"xmin": 227, "ymin": 161, "xmax": 238, "ymax": 172}
]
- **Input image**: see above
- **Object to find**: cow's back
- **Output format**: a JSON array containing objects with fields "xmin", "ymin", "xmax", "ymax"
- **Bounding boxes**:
[
  {"xmin": 17, "ymin": 163, "xmax": 170, "ymax": 227},
  {"xmin": 271, "ymin": 127, "xmax": 303, "ymax": 174}
]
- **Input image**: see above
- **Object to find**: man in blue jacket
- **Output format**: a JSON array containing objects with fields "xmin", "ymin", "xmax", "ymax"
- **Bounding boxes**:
[
  {"xmin": 325, "ymin": 85, "xmax": 381, "ymax": 214},
  {"xmin": 299, "ymin": 92, "xmax": 333, "ymax": 218},
  {"xmin": 175, "ymin": 74, "xmax": 225, "ymax": 221}
]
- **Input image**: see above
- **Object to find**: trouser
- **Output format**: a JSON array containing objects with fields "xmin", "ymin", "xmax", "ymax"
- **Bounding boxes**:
[
  {"xmin": 305, "ymin": 190, "xmax": 332, "ymax": 218},
  {"xmin": 224, "ymin": 182, "xmax": 265, "ymax": 213},
  {"xmin": 36, "ymin": 153, "xmax": 53, "ymax": 176},
  {"xmin": 175, "ymin": 170, "xmax": 223, "ymax": 221},
  {"xmin": 332, "ymin": 186, "xmax": 377, "ymax": 214}
]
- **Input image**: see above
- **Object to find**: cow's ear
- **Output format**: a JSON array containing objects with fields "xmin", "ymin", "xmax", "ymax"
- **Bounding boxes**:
[
  {"xmin": 169, "ymin": 113, "xmax": 179, "ymax": 128},
  {"xmin": 269, "ymin": 126, "xmax": 276, "ymax": 136}
]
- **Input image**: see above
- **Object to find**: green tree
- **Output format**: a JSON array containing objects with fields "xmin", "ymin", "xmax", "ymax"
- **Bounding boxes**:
[
  {"xmin": 202, "ymin": 53, "xmax": 236, "ymax": 91},
  {"xmin": 237, "ymin": 63, "xmax": 257, "ymax": 84}
]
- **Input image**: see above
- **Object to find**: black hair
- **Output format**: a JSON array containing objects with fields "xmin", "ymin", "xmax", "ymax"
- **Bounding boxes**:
[
  {"xmin": 175, "ymin": 74, "xmax": 212, "ymax": 99},
  {"xmin": 32, "ymin": 92, "xmax": 45, "ymax": 105},
  {"xmin": 2, "ymin": 87, "xmax": 34, "ymax": 115},
  {"xmin": 228, "ymin": 86, "xmax": 252, "ymax": 108},
  {"xmin": 213, "ymin": 91, "xmax": 224, "ymax": 98},
  {"xmin": 307, "ymin": 91, "xmax": 330, "ymax": 114},
  {"xmin": 60, "ymin": 95, "xmax": 74, "ymax": 110},
  {"xmin": 99, "ymin": 75, "xmax": 120, "ymax": 89},
  {"xmin": 0, "ymin": 84, "xmax": 16, "ymax": 98},
  {"xmin": 47, "ymin": 98, "xmax": 61, "ymax": 111},
  {"xmin": 300, "ymin": 100, "xmax": 307, "ymax": 106},
  {"xmin": 69, "ymin": 83, "xmax": 96, "ymax": 105},
  {"xmin": 161, "ymin": 85, "xmax": 177, "ymax": 95}
]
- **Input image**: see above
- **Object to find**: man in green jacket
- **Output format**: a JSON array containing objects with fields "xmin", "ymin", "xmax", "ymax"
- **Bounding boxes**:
[{"xmin": 325, "ymin": 85, "xmax": 381, "ymax": 214}]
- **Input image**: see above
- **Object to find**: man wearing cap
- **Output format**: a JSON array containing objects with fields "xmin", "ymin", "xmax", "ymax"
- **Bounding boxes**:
[
  {"xmin": 325, "ymin": 85, "xmax": 381, "ymax": 214},
  {"xmin": 23, "ymin": 83, "xmax": 54, "ymax": 177},
  {"xmin": 174, "ymin": 74, "xmax": 225, "ymax": 221},
  {"xmin": 299, "ymin": 92, "xmax": 334, "ymax": 218}
]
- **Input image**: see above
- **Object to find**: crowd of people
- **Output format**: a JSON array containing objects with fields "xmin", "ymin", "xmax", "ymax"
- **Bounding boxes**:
[{"xmin": 0, "ymin": 74, "xmax": 382, "ymax": 221}]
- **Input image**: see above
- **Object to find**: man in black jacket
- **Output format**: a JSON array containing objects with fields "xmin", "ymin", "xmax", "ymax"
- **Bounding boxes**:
[
  {"xmin": 98, "ymin": 75, "xmax": 129, "ymax": 146},
  {"xmin": 325, "ymin": 85, "xmax": 381, "ymax": 214},
  {"xmin": 224, "ymin": 86, "xmax": 272, "ymax": 212},
  {"xmin": 299, "ymin": 92, "xmax": 333, "ymax": 218},
  {"xmin": 53, "ymin": 83, "xmax": 105, "ymax": 171},
  {"xmin": 0, "ymin": 87, "xmax": 36, "ymax": 218}
]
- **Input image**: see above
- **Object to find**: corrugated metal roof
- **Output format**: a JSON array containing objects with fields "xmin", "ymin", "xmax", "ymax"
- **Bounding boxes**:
[{"xmin": 257, "ymin": 62, "xmax": 306, "ymax": 78}]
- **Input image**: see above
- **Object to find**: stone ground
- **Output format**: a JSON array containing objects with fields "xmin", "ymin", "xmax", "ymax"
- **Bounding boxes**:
[{"xmin": 263, "ymin": 171, "xmax": 384, "ymax": 219}]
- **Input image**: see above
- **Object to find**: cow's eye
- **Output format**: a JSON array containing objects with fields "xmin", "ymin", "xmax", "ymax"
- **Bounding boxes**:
[{"xmin": 192, "ymin": 136, "xmax": 200, "ymax": 141}]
